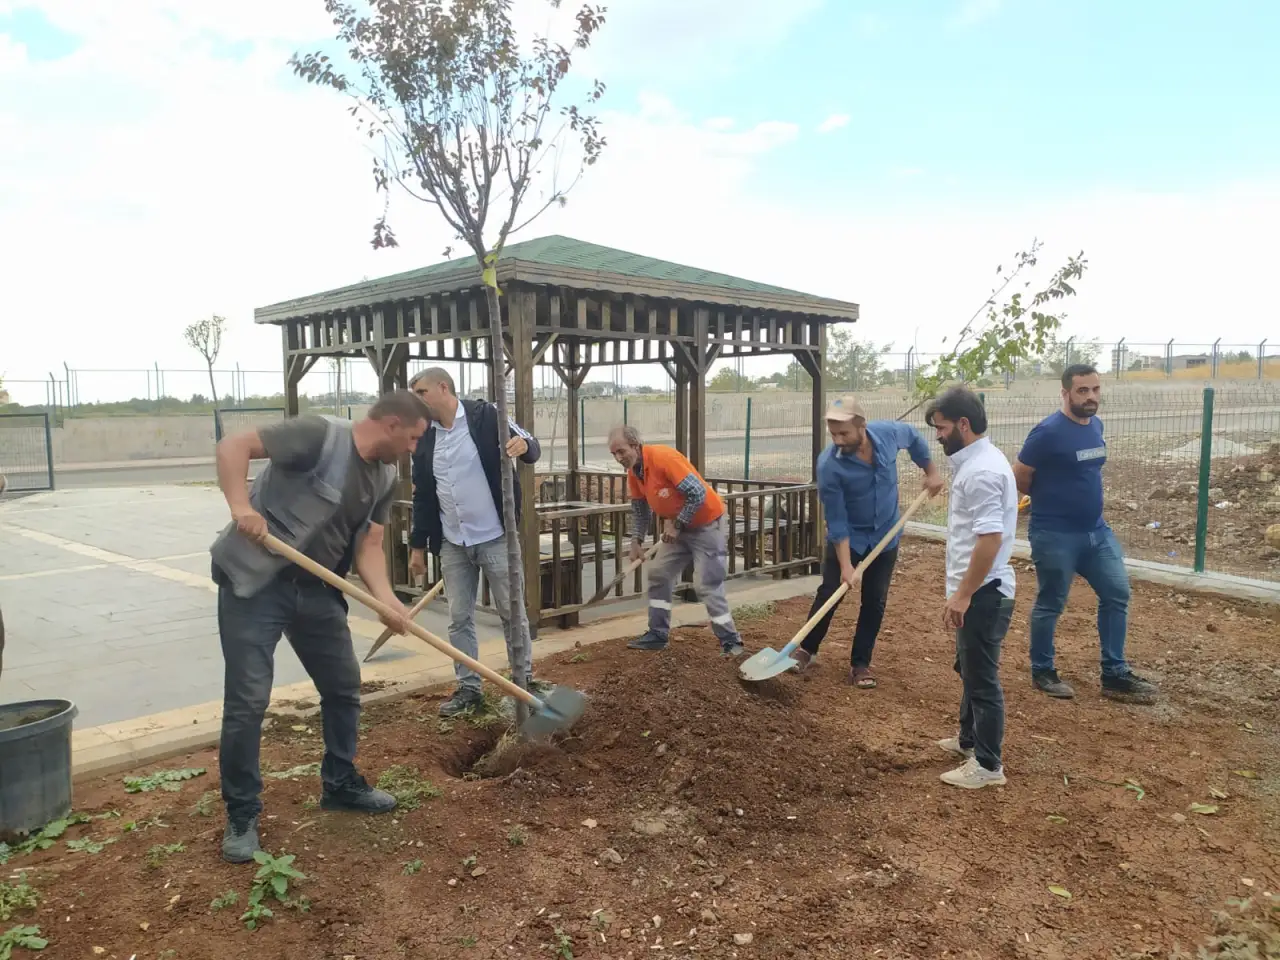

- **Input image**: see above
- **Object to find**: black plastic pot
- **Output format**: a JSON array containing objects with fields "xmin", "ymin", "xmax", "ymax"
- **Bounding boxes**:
[{"xmin": 0, "ymin": 699, "xmax": 79, "ymax": 840}]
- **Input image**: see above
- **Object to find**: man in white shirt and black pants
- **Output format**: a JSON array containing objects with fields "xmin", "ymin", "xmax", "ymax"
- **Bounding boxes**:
[{"xmin": 926, "ymin": 388, "xmax": 1019, "ymax": 790}]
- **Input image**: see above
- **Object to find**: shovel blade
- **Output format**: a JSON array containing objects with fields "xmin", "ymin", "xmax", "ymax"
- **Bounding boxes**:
[
  {"xmin": 738, "ymin": 646, "xmax": 797, "ymax": 682},
  {"xmin": 519, "ymin": 685, "xmax": 588, "ymax": 739}
]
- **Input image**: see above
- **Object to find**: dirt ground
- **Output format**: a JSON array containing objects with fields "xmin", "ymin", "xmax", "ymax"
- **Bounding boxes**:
[{"xmin": 3, "ymin": 540, "xmax": 1278, "ymax": 960}]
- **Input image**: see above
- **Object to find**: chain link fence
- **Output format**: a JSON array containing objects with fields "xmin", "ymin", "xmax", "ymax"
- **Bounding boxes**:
[{"xmin": 0, "ymin": 413, "xmax": 54, "ymax": 492}]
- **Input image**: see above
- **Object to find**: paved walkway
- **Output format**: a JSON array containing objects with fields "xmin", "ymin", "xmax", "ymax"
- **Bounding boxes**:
[{"xmin": 0, "ymin": 486, "xmax": 461, "ymax": 727}]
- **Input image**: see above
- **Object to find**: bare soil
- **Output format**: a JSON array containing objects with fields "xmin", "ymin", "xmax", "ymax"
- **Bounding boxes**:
[{"xmin": 4, "ymin": 540, "xmax": 1278, "ymax": 960}]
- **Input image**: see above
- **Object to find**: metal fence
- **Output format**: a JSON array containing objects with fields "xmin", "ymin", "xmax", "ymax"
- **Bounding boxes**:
[
  {"xmin": 0, "ymin": 413, "xmax": 54, "ymax": 492},
  {"xmin": 567, "ymin": 387, "xmax": 1280, "ymax": 583},
  {"xmin": 214, "ymin": 407, "xmax": 287, "ymax": 442}
]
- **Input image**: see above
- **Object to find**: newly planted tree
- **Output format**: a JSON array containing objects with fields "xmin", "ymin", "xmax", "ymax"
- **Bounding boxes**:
[
  {"xmin": 183, "ymin": 316, "xmax": 226, "ymax": 409},
  {"xmin": 292, "ymin": 0, "xmax": 607, "ymax": 714}
]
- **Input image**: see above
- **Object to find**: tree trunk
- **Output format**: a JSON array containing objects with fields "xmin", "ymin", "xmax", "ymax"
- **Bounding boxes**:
[
  {"xmin": 484, "ymin": 282, "xmax": 531, "ymax": 729},
  {"xmin": 206, "ymin": 361, "xmax": 219, "ymax": 410}
]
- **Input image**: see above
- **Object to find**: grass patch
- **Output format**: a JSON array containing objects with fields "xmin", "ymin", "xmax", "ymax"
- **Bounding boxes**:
[
  {"xmin": 375, "ymin": 766, "xmax": 442, "ymax": 811},
  {"xmin": 731, "ymin": 601, "xmax": 776, "ymax": 622},
  {"xmin": 507, "ymin": 825, "xmax": 528, "ymax": 846}
]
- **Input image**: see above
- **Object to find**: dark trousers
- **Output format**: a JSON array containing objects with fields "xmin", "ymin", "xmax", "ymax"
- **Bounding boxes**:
[
  {"xmin": 954, "ymin": 581, "xmax": 1014, "ymax": 772},
  {"xmin": 800, "ymin": 542, "xmax": 899, "ymax": 668},
  {"xmin": 218, "ymin": 575, "xmax": 362, "ymax": 820}
]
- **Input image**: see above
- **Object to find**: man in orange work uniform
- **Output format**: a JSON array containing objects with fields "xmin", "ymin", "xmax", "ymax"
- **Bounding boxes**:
[{"xmin": 608, "ymin": 425, "xmax": 745, "ymax": 658}]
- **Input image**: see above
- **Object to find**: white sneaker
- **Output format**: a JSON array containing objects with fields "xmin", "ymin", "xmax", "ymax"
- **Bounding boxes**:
[
  {"xmin": 940, "ymin": 756, "xmax": 1006, "ymax": 790},
  {"xmin": 936, "ymin": 737, "xmax": 975, "ymax": 760}
]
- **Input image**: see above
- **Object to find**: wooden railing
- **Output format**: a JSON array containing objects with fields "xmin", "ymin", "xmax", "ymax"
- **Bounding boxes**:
[{"xmin": 390, "ymin": 475, "xmax": 820, "ymax": 628}]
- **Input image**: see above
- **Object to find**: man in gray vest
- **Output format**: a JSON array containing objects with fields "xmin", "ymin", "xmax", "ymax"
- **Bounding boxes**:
[{"xmin": 210, "ymin": 390, "xmax": 427, "ymax": 863}]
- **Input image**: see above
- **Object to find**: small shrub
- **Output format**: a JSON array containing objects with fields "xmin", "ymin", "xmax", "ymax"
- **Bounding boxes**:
[{"xmin": 0, "ymin": 876, "xmax": 39, "ymax": 922}]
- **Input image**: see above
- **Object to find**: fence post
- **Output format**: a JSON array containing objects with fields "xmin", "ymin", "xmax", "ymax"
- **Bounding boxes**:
[
  {"xmin": 743, "ymin": 396, "xmax": 752, "ymax": 480},
  {"xmin": 1193, "ymin": 387, "xmax": 1215, "ymax": 573},
  {"xmin": 214, "ymin": 409, "xmax": 223, "ymax": 443},
  {"xmin": 44, "ymin": 412, "xmax": 55, "ymax": 491},
  {"xmin": 978, "ymin": 391, "xmax": 986, "ymax": 407},
  {"xmin": 623, "ymin": 398, "xmax": 628, "ymax": 426},
  {"xmin": 579, "ymin": 398, "xmax": 586, "ymax": 464}
]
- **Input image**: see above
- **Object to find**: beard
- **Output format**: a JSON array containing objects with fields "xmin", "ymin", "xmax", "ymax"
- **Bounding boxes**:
[
  {"xmin": 939, "ymin": 432, "xmax": 965, "ymax": 456},
  {"xmin": 1069, "ymin": 400, "xmax": 1098, "ymax": 419}
]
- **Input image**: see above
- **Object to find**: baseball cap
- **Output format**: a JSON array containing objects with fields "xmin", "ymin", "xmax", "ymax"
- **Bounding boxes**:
[{"xmin": 824, "ymin": 395, "xmax": 868, "ymax": 423}]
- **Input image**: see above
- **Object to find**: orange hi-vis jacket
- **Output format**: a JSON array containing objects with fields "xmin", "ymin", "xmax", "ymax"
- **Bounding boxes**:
[{"xmin": 627, "ymin": 444, "xmax": 724, "ymax": 528}]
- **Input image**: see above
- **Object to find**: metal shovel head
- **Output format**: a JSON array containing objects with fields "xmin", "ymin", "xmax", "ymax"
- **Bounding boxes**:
[
  {"xmin": 738, "ymin": 646, "xmax": 797, "ymax": 682},
  {"xmin": 519, "ymin": 685, "xmax": 588, "ymax": 739}
]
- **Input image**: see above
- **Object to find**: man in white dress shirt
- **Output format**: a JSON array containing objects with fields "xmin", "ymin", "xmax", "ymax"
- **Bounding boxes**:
[
  {"xmin": 925, "ymin": 387, "xmax": 1019, "ymax": 790},
  {"xmin": 407, "ymin": 368, "xmax": 542, "ymax": 717}
]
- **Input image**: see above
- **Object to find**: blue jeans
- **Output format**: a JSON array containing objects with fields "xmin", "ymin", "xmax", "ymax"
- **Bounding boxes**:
[
  {"xmin": 955, "ymin": 582, "xmax": 1014, "ymax": 772},
  {"xmin": 218, "ymin": 575, "xmax": 362, "ymax": 820},
  {"xmin": 1029, "ymin": 527, "xmax": 1131, "ymax": 678},
  {"xmin": 439, "ymin": 537, "xmax": 533, "ymax": 692}
]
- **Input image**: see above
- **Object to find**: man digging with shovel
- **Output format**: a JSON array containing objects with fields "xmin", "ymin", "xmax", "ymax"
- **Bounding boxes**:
[
  {"xmin": 793, "ymin": 396, "xmax": 943, "ymax": 687},
  {"xmin": 608, "ymin": 426, "xmax": 745, "ymax": 658}
]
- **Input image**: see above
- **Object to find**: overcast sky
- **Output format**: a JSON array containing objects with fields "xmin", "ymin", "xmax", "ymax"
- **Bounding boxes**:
[{"xmin": 3, "ymin": 0, "xmax": 1278, "ymax": 402}]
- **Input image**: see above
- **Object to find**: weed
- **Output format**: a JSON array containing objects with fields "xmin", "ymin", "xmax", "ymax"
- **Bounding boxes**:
[
  {"xmin": 458, "ymin": 934, "xmax": 478, "ymax": 947},
  {"xmin": 145, "ymin": 843, "xmax": 186, "ymax": 869},
  {"xmin": 124, "ymin": 768, "xmax": 206, "ymax": 794},
  {"xmin": 301, "ymin": 795, "xmax": 319, "ymax": 811},
  {"xmin": 462, "ymin": 689, "xmax": 507, "ymax": 728},
  {"xmin": 402, "ymin": 860, "xmax": 424, "ymax": 876},
  {"xmin": 190, "ymin": 791, "xmax": 219, "ymax": 817},
  {"xmin": 569, "ymin": 653, "xmax": 589, "ymax": 663},
  {"xmin": 375, "ymin": 766, "xmax": 442, "ymax": 811},
  {"xmin": 0, "ymin": 814, "xmax": 90, "ymax": 864},
  {"xmin": 66, "ymin": 837, "xmax": 116, "ymax": 855},
  {"xmin": 210, "ymin": 891, "xmax": 240, "ymax": 913},
  {"xmin": 462, "ymin": 853, "xmax": 478, "ymax": 869},
  {"xmin": 507, "ymin": 826, "xmax": 528, "ymax": 847},
  {"xmin": 0, "ymin": 925, "xmax": 47, "ymax": 959},
  {"xmin": 0, "ymin": 876, "xmax": 39, "ymax": 922},
  {"xmin": 267, "ymin": 762, "xmax": 321, "ymax": 780},
  {"xmin": 241, "ymin": 850, "xmax": 307, "ymax": 931},
  {"xmin": 552, "ymin": 927, "xmax": 574, "ymax": 959},
  {"xmin": 122, "ymin": 814, "xmax": 169, "ymax": 833}
]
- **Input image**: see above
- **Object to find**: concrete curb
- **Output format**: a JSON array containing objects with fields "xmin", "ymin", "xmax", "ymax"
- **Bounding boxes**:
[
  {"xmin": 70, "ymin": 574, "xmax": 821, "ymax": 782},
  {"xmin": 905, "ymin": 522, "xmax": 1280, "ymax": 605}
]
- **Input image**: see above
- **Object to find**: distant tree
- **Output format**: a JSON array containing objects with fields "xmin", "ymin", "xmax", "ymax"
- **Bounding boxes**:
[
  {"xmin": 183, "ymin": 315, "xmax": 226, "ymax": 409},
  {"xmin": 1041, "ymin": 334, "xmax": 1101, "ymax": 376},
  {"xmin": 707, "ymin": 367, "xmax": 754, "ymax": 392},
  {"xmin": 826, "ymin": 329, "xmax": 892, "ymax": 389}
]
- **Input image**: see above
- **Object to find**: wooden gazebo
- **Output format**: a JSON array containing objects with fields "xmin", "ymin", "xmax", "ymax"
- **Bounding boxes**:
[{"xmin": 254, "ymin": 235, "xmax": 859, "ymax": 628}]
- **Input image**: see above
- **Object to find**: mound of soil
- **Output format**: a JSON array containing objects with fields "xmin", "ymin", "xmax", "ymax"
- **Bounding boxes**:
[{"xmin": 4, "ymin": 541, "xmax": 1278, "ymax": 959}]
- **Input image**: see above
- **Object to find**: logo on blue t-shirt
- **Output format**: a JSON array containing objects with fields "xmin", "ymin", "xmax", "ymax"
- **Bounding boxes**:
[{"xmin": 1018, "ymin": 412, "xmax": 1107, "ymax": 533}]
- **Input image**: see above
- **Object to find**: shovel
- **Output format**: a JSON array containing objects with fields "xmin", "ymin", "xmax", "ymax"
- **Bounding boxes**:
[
  {"xmin": 739, "ymin": 488, "xmax": 933, "ymax": 683},
  {"xmin": 262, "ymin": 534, "xmax": 586, "ymax": 738},
  {"xmin": 363, "ymin": 578, "xmax": 445, "ymax": 662},
  {"xmin": 584, "ymin": 541, "xmax": 660, "ymax": 609}
]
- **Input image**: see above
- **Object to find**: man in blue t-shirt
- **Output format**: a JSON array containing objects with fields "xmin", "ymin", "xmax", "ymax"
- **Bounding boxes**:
[{"xmin": 1013, "ymin": 364, "xmax": 1157, "ymax": 703}]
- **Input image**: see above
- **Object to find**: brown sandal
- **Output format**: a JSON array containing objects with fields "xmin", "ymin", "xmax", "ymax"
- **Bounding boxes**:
[{"xmin": 848, "ymin": 666, "xmax": 877, "ymax": 689}]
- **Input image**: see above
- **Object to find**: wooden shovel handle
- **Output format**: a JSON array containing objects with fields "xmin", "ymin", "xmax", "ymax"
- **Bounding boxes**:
[
  {"xmin": 262, "ymin": 535, "xmax": 538, "ymax": 707},
  {"xmin": 782, "ymin": 488, "xmax": 934, "ymax": 652},
  {"xmin": 371, "ymin": 577, "xmax": 445, "ymax": 647},
  {"xmin": 585, "ymin": 540, "xmax": 661, "ymax": 608}
]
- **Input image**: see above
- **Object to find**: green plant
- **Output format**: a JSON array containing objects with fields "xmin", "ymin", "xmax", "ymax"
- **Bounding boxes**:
[
  {"xmin": 0, "ymin": 814, "xmax": 90, "ymax": 864},
  {"xmin": 301, "ymin": 795, "xmax": 319, "ymax": 811},
  {"xmin": 66, "ymin": 837, "xmax": 116, "ymax": 855},
  {"xmin": 375, "ymin": 766, "xmax": 442, "ymax": 812},
  {"xmin": 0, "ymin": 925, "xmax": 47, "ymax": 959},
  {"xmin": 124, "ymin": 767, "xmax": 206, "ymax": 794},
  {"xmin": 0, "ymin": 876, "xmax": 39, "ymax": 922},
  {"xmin": 403, "ymin": 859, "xmax": 424, "ymax": 876},
  {"xmin": 462, "ymin": 853, "xmax": 478, "ymax": 869},
  {"xmin": 210, "ymin": 890, "xmax": 240, "ymax": 913},
  {"xmin": 507, "ymin": 826, "xmax": 528, "ymax": 847},
  {"xmin": 569, "ymin": 653, "xmax": 589, "ymax": 664},
  {"xmin": 190, "ymin": 791, "xmax": 219, "ymax": 817},
  {"xmin": 267, "ymin": 762, "xmax": 321, "ymax": 780},
  {"xmin": 458, "ymin": 934, "xmax": 478, "ymax": 947},
  {"xmin": 145, "ymin": 843, "xmax": 186, "ymax": 869},
  {"xmin": 122, "ymin": 814, "xmax": 169, "ymax": 833},
  {"xmin": 241, "ymin": 851, "xmax": 307, "ymax": 931},
  {"xmin": 553, "ymin": 927, "xmax": 574, "ymax": 960}
]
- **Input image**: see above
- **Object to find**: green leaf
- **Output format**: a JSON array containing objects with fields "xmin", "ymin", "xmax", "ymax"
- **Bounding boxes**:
[
  {"xmin": 1188, "ymin": 803, "xmax": 1218, "ymax": 815},
  {"xmin": 271, "ymin": 875, "xmax": 287, "ymax": 897},
  {"xmin": 1048, "ymin": 885, "xmax": 1072, "ymax": 900},
  {"xmin": 1123, "ymin": 780, "xmax": 1145, "ymax": 801},
  {"xmin": 1045, "ymin": 815, "xmax": 1068, "ymax": 825}
]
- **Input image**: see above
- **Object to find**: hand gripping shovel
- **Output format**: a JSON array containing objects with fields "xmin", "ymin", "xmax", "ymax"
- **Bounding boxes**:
[
  {"xmin": 364, "ymin": 578, "xmax": 444, "ymax": 662},
  {"xmin": 263, "ymin": 535, "xmax": 586, "ymax": 738},
  {"xmin": 739, "ymin": 488, "xmax": 933, "ymax": 682},
  {"xmin": 584, "ymin": 541, "xmax": 660, "ymax": 609}
]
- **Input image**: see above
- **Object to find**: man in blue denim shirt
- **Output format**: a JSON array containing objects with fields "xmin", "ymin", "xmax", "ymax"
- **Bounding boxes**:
[
  {"xmin": 794, "ymin": 395, "xmax": 943, "ymax": 687},
  {"xmin": 1014, "ymin": 364, "xmax": 1157, "ymax": 703}
]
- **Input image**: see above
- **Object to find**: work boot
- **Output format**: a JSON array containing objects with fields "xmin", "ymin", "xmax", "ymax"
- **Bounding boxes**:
[
  {"xmin": 222, "ymin": 814, "xmax": 261, "ymax": 864},
  {"xmin": 320, "ymin": 775, "xmax": 397, "ymax": 814},
  {"xmin": 438, "ymin": 687, "xmax": 484, "ymax": 718},
  {"xmin": 1102, "ymin": 670, "xmax": 1158, "ymax": 704},
  {"xmin": 627, "ymin": 631, "xmax": 668, "ymax": 652},
  {"xmin": 720, "ymin": 640, "xmax": 746, "ymax": 659},
  {"xmin": 1033, "ymin": 669, "xmax": 1075, "ymax": 699}
]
